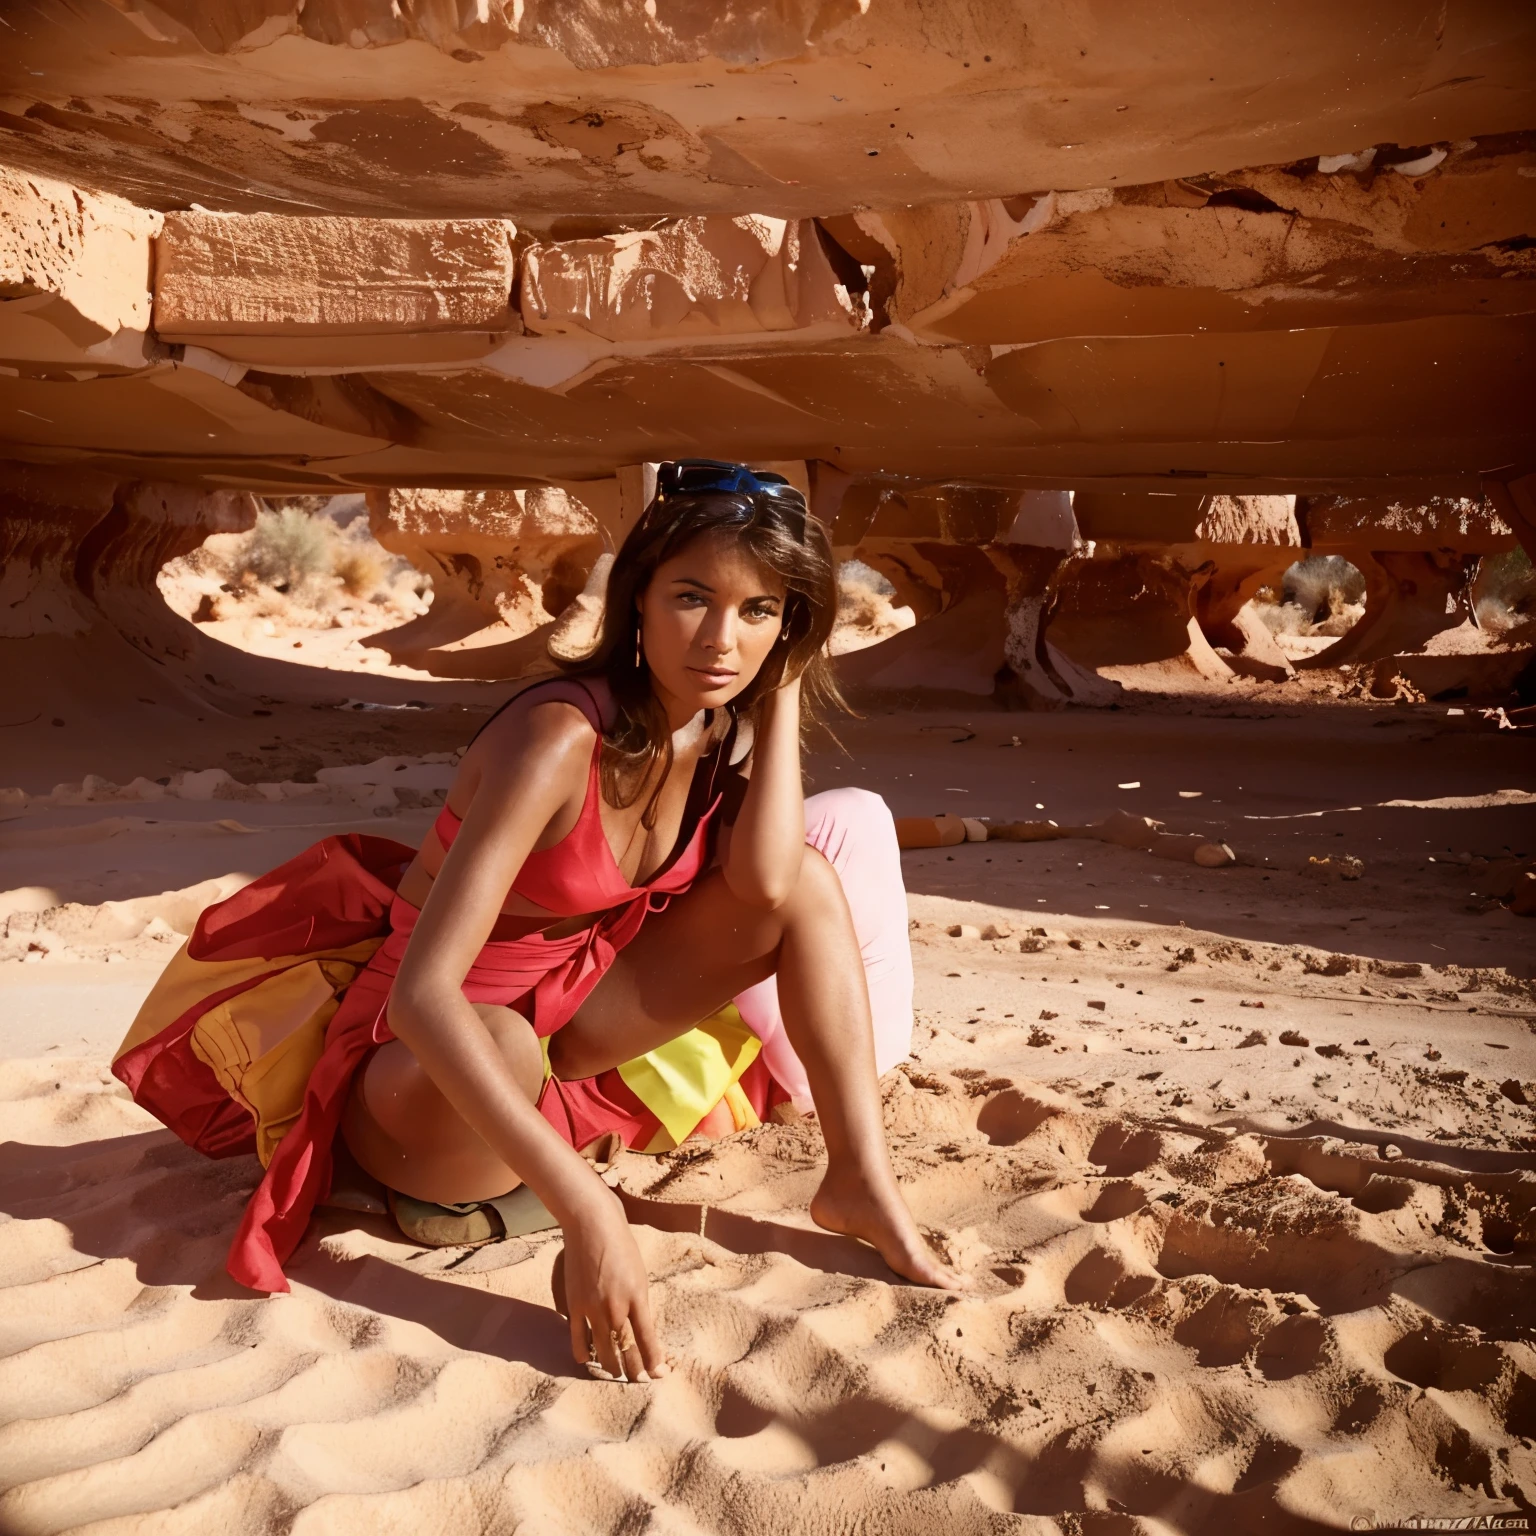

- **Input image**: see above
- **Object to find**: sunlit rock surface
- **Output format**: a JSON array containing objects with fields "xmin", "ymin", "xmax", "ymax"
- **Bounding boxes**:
[{"xmin": 0, "ymin": 2, "xmax": 1532, "ymax": 706}]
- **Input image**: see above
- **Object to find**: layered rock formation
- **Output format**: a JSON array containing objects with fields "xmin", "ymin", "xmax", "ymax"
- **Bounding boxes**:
[
  {"xmin": 0, "ymin": 3, "xmax": 1533, "ymax": 706},
  {"xmin": 363, "ymin": 486, "xmax": 606, "ymax": 677}
]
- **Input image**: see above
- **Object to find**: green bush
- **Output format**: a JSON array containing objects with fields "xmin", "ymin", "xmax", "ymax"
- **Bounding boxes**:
[
  {"xmin": 1283, "ymin": 555, "xmax": 1366, "ymax": 624},
  {"xmin": 241, "ymin": 506, "xmax": 334, "ymax": 592},
  {"xmin": 1476, "ymin": 547, "xmax": 1535, "ymax": 632}
]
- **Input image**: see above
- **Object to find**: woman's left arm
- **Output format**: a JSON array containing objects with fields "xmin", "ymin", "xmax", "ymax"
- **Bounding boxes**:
[{"xmin": 720, "ymin": 674, "xmax": 804, "ymax": 908}]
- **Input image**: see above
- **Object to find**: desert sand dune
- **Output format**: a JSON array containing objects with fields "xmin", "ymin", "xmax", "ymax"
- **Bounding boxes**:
[{"xmin": 1, "ymin": 704, "xmax": 1532, "ymax": 1533}]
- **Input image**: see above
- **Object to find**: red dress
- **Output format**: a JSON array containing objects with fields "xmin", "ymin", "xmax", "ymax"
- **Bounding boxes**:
[{"xmin": 114, "ymin": 679, "xmax": 773, "ymax": 1293}]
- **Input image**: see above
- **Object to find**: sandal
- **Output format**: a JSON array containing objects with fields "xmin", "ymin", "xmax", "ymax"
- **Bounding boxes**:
[
  {"xmin": 388, "ymin": 1184, "xmax": 560, "ymax": 1249},
  {"xmin": 319, "ymin": 1140, "xmax": 389, "ymax": 1216}
]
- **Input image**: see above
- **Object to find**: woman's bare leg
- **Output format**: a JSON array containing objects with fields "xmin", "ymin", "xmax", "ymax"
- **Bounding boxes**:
[
  {"xmin": 341, "ymin": 1003, "xmax": 544, "ymax": 1204},
  {"xmin": 556, "ymin": 853, "xmax": 964, "ymax": 1289}
]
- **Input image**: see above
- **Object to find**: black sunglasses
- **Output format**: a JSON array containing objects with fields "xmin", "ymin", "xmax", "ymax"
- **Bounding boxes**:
[
  {"xmin": 655, "ymin": 459, "xmax": 795, "ymax": 498},
  {"xmin": 651, "ymin": 459, "xmax": 809, "ymax": 542}
]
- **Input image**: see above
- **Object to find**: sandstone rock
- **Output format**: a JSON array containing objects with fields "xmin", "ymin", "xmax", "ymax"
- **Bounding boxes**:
[
  {"xmin": 171, "ymin": 768, "xmax": 244, "ymax": 801},
  {"xmin": 836, "ymin": 590, "xmax": 983, "ymax": 694},
  {"xmin": 1377, "ymin": 648, "xmax": 1536, "ymax": 705},
  {"xmin": 1216, "ymin": 603, "xmax": 1295, "ymax": 682},
  {"xmin": 1045, "ymin": 545, "xmax": 1237, "ymax": 684},
  {"xmin": 1193, "ymin": 842, "xmax": 1236, "ymax": 867},
  {"xmin": 1294, "ymin": 548, "xmax": 1482, "ymax": 670},
  {"xmin": 1303, "ymin": 951, "xmax": 1357, "ymax": 975},
  {"xmin": 990, "ymin": 820, "xmax": 1064, "ymax": 843},
  {"xmin": 1194, "ymin": 496, "xmax": 1301, "ymax": 546},
  {"xmin": 896, "ymin": 815, "xmax": 968, "ymax": 849},
  {"xmin": 546, "ymin": 551, "xmax": 615, "ymax": 663},
  {"xmin": 1089, "ymin": 810, "xmax": 1161, "ymax": 850},
  {"xmin": 362, "ymin": 487, "xmax": 604, "ymax": 676},
  {"xmin": 1, "ymin": 165, "xmax": 160, "ymax": 362},
  {"xmin": 1064, "ymin": 810, "xmax": 1236, "ymax": 868},
  {"xmin": 1306, "ymin": 494, "xmax": 1514, "ymax": 555},
  {"xmin": 906, "ymin": 150, "xmax": 1536, "ymax": 344},
  {"xmin": 154, "ymin": 214, "xmax": 519, "ymax": 338},
  {"xmin": 521, "ymin": 217, "xmax": 864, "ymax": 343}
]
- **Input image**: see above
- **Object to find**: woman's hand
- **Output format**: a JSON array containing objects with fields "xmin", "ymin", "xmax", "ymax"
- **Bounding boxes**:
[{"xmin": 556, "ymin": 1187, "xmax": 669, "ymax": 1382}]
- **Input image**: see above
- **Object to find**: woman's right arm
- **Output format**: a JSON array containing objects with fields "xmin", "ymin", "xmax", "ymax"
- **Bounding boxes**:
[{"xmin": 387, "ymin": 703, "xmax": 667, "ymax": 1381}]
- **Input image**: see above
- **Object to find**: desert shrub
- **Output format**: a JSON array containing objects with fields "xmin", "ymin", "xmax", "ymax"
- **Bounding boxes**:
[
  {"xmin": 831, "ymin": 560, "xmax": 914, "ymax": 654},
  {"xmin": 158, "ymin": 494, "xmax": 429, "ymax": 629},
  {"xmin": 1475, "ymin": 547, "xmax": 1535, "ymax": 633},
  {"xmin": 838, "ymin": 559, "xmax": 894, "ymax": 612},
  {"xmin": 1253, "ymin": 597, "xmax": 1313, "ymax": 635},
  {"xmin": 1250, "ymin": 560, "xmax": 1367, "ymax": 639},
  {"xmin": 333, "ymin": 544, "xmax": 389, "ymax": 599},
  {"xmin": 1283, "ymin": 555, "xmax": 1366, "ymax": 623},
  {"xmin": 240, "ymin": 506, "xmax": 334, "ymax": 593}
]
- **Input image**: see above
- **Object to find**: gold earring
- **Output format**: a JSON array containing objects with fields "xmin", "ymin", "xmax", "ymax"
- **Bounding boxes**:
[{"xmin": 635, "ymin": 624, "xmax": 643, "ymax": 668}]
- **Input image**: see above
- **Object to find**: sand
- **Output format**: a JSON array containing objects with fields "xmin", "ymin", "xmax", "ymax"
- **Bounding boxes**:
[{"xmin": 2, "ymin": 698, "xmax": 1534, "ymax": 1533}]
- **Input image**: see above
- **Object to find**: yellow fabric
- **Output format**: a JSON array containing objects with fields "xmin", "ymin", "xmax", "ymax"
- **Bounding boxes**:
[
  {"xmin": 723, "ymin": 1080, "xmax": 760, "ymax": 1133},
  {"xmin": 639, "ymin": 1123, "xmax": 677, "ymax": 1154},
  {"xmin": 635, "ymin": 1064, "xmax": 762, "ymax": 1153},
  {"xmin": 114, "ymin": 936, "xmax": 383, "ymax": 1063},
  {"xmin": 617, "ymin": 1005, "xmax": 761, "ymax": 1150},
  {"xmin": 185, "ymin": 958, "xmax": 363, "ymax": 1167},
  {"xmin": 125, "ymin": 940, "xmax": 760, "ymax": 1165}
]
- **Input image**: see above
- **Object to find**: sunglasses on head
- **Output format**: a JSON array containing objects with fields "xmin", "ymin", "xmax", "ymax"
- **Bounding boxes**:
[
  {"xmin": 655, "ymin": 459, "xmax": 795, "ymax": 499},
  {"xmin": 652, "ymin": 459, "xmax": 809, "ymax": 541}
]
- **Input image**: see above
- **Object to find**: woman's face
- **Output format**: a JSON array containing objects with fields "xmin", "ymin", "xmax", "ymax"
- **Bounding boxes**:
[{"xmin": 636, "ymin": 531, "xmax": 788, "ymax": 720}]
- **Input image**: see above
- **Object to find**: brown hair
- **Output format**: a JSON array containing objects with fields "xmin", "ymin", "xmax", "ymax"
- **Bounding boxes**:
[{"xmin": 563, "ymin": 478, "xmax": 843, "ymax": 824}]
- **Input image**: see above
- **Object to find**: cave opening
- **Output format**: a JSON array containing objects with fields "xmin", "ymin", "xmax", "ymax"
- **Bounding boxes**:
[{"xmin": 1249, "ymin": 555, "xmax": 1368, "ymax": 662}]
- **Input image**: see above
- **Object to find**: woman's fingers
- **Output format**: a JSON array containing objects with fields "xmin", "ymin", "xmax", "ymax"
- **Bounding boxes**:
[
  {"xmin": 590, "ymin": 1309, "xmax": 626, "ymax": 1379},
  {"xmin": 555, "ymin": 1217, "xmax": 665, "ymax": 1382},
  {"xmin": 570, "ymin": 1297, "xmax": 666, "ymax": 1383},
  {"xmin": 628, "ymin": 1295, "xmax": 669, "ymax": 1379},
  {"xmin": 551, "ymin": 1247, "xmax": 569, "ymax": 1318},
  {"xmin": 618, "ymin": 1337, "xmax": 646, "ymax": 1382}
]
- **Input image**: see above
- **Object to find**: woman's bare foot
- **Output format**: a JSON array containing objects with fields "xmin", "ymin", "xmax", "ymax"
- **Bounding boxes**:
[{"xmin": 810, "ymin": 1166, "xmax": 969, "ymax": 1290}]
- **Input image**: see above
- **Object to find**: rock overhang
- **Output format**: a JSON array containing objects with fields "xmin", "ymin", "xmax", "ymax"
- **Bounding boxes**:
[
  {"xmin": 1, "ymin": 146, "xmax": 1531, "ymax": 495},
  {"xmin": 0, "ymin": 0, "xmax": 1533, "ymax": 633}
]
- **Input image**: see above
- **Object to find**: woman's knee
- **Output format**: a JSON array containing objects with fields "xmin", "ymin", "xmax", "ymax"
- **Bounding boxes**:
[
  {"xmin": 804, "ymin": 787, "xmax": 897, "ymax": 861},
  {"xmin": 473, "ymin": 1003, "xmax": 544, "ymax": 1100}
]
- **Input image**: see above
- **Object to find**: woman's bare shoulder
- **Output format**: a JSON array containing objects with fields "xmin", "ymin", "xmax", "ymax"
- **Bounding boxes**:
[
  {"xmin": 448, "ymin": 694, "xmax": 592, "ymax": 804},
  {"xmin": 461, "ymin": 695, "xmax": 598, "ymax": 794}
]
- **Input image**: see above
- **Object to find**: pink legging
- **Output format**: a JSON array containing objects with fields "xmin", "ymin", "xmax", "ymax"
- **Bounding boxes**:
[{"xmin": 732, "ymin": 787, "xmax": 914, "ymax": 1111}]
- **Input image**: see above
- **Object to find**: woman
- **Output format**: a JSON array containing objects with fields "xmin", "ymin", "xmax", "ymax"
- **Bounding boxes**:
[{"xmin": 114, "ymin": 461, "xmax": 960, "ymax": 1381}]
